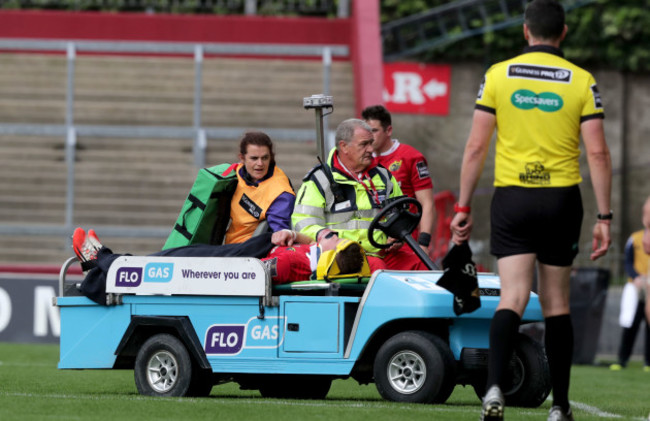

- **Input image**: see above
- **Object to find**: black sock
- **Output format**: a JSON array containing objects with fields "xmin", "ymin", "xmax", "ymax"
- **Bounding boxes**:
[
  {"xmin": 545, "ymin": 314, "xmax": 573, "ymax": 412},
  {"xmin": 486, "ymin": 309, "xmax": 521, "ymax": 389}
]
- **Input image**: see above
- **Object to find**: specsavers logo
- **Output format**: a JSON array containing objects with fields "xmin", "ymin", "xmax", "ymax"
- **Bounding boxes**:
[{"xmin": 511, "ymin": 90, "xmax": 563, "ymax": 112}]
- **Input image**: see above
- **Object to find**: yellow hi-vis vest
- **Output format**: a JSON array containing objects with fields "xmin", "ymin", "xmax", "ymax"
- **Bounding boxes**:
[{"xmin": 292, "ymin": 149, "xmax": 402, "ymax": 256}]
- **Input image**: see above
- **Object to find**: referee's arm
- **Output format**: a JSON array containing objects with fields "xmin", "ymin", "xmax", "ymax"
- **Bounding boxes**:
[
  {"xmin": 581, "ymin": 117, "xmax": 612, "ymax": 261},
  {"xmin": 451, "ymin": 109, "xmax": 496, "ymax": 243}
]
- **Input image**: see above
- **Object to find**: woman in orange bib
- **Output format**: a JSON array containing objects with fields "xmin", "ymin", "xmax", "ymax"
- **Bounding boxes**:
[{"xmin": 224, "ymin": 132, "xmax": 295, "ymax": 244}]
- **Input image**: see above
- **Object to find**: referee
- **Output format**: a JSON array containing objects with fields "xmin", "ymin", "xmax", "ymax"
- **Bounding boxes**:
[{"xmin": 450, "ymin": 1, "xmax": 612, "ymax": 420}]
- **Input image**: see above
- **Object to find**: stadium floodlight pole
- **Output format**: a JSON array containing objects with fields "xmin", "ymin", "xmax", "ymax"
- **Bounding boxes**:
[{"xmin": 303, "ymin": 94, "xmax": 334, "ymax": 162}]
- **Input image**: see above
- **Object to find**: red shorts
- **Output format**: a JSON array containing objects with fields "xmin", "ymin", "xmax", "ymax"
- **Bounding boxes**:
[{"xmin": 367, "ymin": 245, "xmax": 428, "ymax": 271}]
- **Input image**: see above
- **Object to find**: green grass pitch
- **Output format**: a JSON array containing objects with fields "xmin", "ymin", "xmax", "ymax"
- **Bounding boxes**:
[{"xmin": 0, "ymin": 343, "xmax": 648, "ymax": 420}]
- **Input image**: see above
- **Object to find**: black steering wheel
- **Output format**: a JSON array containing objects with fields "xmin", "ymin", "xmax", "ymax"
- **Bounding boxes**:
[{"xmin": 368, "ymin": 196, "xmax": 422, "ymax": 249}]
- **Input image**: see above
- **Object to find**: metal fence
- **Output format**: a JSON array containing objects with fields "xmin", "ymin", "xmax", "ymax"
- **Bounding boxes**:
[
  {"xmin": 382, "ymin": 0, "xmax": 598, "ymax": 61},
  {"xmin": 0, "ymin": 38, "xmax": 349, "ymax": 240}
]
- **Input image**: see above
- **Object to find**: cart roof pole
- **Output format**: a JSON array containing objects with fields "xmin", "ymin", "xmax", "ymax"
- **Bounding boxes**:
[{"xmin": 303, "ymin": 94, "xmax": 333, "ymax": 162}]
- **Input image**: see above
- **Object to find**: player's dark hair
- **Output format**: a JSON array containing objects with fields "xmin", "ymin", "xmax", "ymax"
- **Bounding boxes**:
[
  {"xmin": 239, "ymin": 131, "xmax": 275, "ymax": 164},
  {"xmin": 524, "ymin": 0, "xmax": 565, "ymax": 41},
  {"xmin": 361, "ymin": 105, "xmax": 392, "ymax": 130},
  {"xmin": 335, "ymin": 242, "xmax": 364, "ymax": 274}
]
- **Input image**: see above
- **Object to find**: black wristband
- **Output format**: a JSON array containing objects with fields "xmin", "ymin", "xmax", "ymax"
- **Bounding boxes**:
[
  {"xmin": 418, "ymin": 232, "xmax": 431, "ymax": 247},
  {"xmin": 597, "ymin": 211, "xmax": 613, "ymax": 220}
]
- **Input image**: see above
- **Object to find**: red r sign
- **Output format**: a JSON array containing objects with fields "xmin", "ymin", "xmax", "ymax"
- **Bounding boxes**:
[{"xmin": 383, "ymin": 62, "xmax": 451, "ymax": 116}]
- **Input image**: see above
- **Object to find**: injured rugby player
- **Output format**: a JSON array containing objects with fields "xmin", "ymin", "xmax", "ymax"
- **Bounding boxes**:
[{"xmin": 70, "ymin": 227, "xmax": 369, "ymax": 304}]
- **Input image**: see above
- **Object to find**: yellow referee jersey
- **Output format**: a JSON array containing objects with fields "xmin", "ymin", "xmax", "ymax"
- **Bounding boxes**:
[{"xmin": 476, "ymin": 45, "xmax": 604, "ymax": 187}]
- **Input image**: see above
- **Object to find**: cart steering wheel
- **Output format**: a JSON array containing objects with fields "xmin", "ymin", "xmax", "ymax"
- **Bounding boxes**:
[{"xmin": 368, "ymin": 196, "xmax": 422, "ymax": 250}]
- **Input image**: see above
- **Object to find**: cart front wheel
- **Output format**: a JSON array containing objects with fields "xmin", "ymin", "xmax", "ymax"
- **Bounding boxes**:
[
  {"xmin": 374, "ymin": 330, "xmax": 455, "ymax": 404},
  {"xmin": 134, "ymin": 333, "xmax": 193, "ymax": 397}
]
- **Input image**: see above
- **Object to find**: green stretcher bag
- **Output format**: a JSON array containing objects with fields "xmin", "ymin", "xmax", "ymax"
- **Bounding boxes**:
[{"xmin": 162, "ymin": 163, "xmax": 239, "ymax": 250}]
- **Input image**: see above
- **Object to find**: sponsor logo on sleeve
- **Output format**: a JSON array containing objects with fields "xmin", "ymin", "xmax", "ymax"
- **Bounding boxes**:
[
  {"xmin": 477, "ymin": 77, "xmax": 486, "ymax": 100},
  {"xmin": 591, "ymin": 84, "xmax": 603, "ymax": 109},
  {"xmin": 416, "ymin": 161, "xmax": 430, "ymax": 179},
  {"xmin": 508, "ymin": 64, "xmax": 572, "ymax": 83}
]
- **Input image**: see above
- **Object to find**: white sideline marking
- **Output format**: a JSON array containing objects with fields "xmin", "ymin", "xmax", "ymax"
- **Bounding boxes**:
[
  {"xmin": 2, "ymin": 391, "xmax": 646, "ymax": 419},
  {"xmin": 0, "ymin": 392, "xmax": 475, "ymax": 415},
  {"xmin": 570, "ymin": 401, "xmax": 626, "ymax": 419},
  {"xmin": 547, "ymin": 395, "xmax": 646, "ymax": 420}
]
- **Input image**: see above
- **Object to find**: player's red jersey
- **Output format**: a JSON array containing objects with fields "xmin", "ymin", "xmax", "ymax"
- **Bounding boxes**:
[
  {"xmin": 373, "ymin": 140, "xmax": 433, "ymax": 198},
  {"xmin": 261, "ymin": 244, "xmax": 314, "ymax": 284}
]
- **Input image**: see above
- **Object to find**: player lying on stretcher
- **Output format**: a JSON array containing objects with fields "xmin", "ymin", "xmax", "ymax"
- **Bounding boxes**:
[{"xmin": 71, "ymin": 227, "xmax": 370, "ymax": 305}]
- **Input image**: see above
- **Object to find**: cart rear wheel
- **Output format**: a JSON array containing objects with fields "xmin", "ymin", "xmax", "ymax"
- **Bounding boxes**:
[{"xmin": 472, "ymin": 334, "xmax": 551, "ymax": 408}]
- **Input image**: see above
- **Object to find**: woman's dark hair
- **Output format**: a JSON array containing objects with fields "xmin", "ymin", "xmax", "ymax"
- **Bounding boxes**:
[{"xmin": 239, "ymin": 131, "xmax": 275, "ymax": 164}]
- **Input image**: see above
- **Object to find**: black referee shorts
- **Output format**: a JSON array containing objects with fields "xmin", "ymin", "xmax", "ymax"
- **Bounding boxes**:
[{"xmin": 490, "ymin": 185, "xmax": 583, "ymax": 266}]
